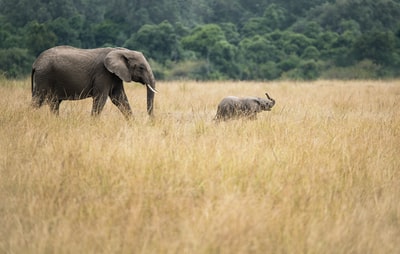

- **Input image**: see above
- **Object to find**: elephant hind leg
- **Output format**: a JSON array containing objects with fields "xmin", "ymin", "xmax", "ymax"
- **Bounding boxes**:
[
  {"xmin": 214, "ymin": 107, "xmax": 228, "ymax": 122},
  {"xmin": 31, "ymin": 94, "xmax": 45, "ymax": 108},
  {"xmin": 91, "ymin": 94, "xmax": 108, "ymax": 117},
  {"xmin": 214, "ymin": 108, "xmax": 222, "ymax": 121},
  {"xmin": 213, "ymin": 113, "xmax": 222, "ymax": 122},
  {"xmin": 49, "ymin": 98, "xmax": 62, "ymax": 115},
  {"xmin": 215, "ymin": 111, "xmax": 231, "ymax": 122}
]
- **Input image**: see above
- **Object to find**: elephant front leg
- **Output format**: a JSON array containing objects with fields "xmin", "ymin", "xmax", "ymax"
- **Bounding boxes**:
[
  {"xmin": 109, "ymin": 88, "xmax": 133, "ymax": 120},
  {"xmin": 248, "ymin": 113, "xmax": 258, "ymax": 120}
]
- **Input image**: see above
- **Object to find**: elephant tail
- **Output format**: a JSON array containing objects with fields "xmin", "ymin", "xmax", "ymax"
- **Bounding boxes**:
[{"xmin": 31, "ymin": 68, "xmax": 35, "ymax": 96}]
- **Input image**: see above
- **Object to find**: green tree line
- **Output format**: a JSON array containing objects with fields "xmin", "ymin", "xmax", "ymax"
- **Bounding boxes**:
[{"xmin": 1, "ymin": 0, "xmax": 400, "ymax": 80}]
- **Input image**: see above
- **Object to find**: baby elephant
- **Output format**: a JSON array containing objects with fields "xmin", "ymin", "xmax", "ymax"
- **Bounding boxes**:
[{"xmin": 214, "ymin": 93, "xmax": 275, "ymax": 121}]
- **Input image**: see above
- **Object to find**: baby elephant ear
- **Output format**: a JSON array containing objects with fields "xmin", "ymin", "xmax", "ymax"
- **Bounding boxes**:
[
  {"xmin": 104, "ymin": 50, "xmax": 132, "ymax": 82},
  {"xmin": 252, "ymin": 98, "xmax": 261, "ymax": 105}
]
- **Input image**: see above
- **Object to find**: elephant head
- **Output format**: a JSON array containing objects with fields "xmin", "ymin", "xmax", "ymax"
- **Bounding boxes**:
[
  {"xmin": 259, "ymin": 92, "xmax": 275, "ymax": 111},
  {"xmin": 104, "ymin": 49, "xmax": 157, "ymax": 115}
]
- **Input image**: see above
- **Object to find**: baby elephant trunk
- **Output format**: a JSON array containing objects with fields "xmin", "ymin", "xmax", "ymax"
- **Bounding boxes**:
[{"xmin": 265, "ymin": 92, "xmax": 275, "ymax": 106}]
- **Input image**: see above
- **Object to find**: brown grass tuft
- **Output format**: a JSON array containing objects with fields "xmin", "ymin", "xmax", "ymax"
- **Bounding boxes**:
[{"xmin": 1, "ymin": 79, "xmax": 399, "ymax": 253}]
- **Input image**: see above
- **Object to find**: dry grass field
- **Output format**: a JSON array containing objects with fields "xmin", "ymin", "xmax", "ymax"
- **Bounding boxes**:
[{"xmin": 0, "ymin": 78, "xmax": 399, "ymax": 253}]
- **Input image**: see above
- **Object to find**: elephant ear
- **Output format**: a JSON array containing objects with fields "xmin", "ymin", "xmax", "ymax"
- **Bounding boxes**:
[
  {"xmin": 251, "ymin": 98, "xmax": 263, "ymax": 111},
  {"xmin": 252, "ymin": 98, "xmax": 261, "ymax": 105},
  {"xmin": 104, "ymin": 50, "xmax": 132, "ymax": 82}
]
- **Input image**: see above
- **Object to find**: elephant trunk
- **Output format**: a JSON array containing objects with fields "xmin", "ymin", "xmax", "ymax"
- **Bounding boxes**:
[
  {"xmin": 146, "ymin": 79, "xmax": 156, "ymax": 115},
  {"xmin": 265, "ymin": 92, "xmax": 275, "ymax": 105}
]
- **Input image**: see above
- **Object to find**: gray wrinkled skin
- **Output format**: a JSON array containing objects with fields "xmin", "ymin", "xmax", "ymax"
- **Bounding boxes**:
[
  {"xmin": 214, "ymin": 93, "xmax": 275, "ymax": 121},
  {"xmin": 31, "ymin": 46, "xmax": 156, "ymax": 119}
]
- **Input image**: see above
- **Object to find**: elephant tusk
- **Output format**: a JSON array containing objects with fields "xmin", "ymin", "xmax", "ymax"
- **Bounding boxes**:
[{"xmin": 147, "ymin": 84, "xmax": 158, "ymax": 94}]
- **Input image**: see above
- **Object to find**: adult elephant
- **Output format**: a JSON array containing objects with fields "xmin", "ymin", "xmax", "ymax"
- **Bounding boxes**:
[{"xmin": 31, "ymin": 46, "xmax": 157, "ymax": 119}]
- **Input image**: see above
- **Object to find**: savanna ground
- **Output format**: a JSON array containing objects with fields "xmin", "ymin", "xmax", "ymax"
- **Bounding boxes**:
[{"xmin": 0, "ymin": 79, "xmax": 399, "ymax": 254}]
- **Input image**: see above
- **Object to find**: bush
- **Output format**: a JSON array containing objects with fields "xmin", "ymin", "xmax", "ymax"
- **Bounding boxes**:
[
  {"xmin": 164, "ymin": 60, "xmax": 208, "ymax": 80},
  {"xmin": 278, "ymin": 54, "xmax": 300, "ymax": 72},
  {"xmin": 320, "ymin": 60, "xmax": 383, "ymax": 79},
  {"xmin": 0, "ymin": 48, "xmax": 34, "ymax": 78},
  {"xmin": 301, "ymin": 46, "xmax": 320, "ymax": 60},
  {"xmin": 282, "ymin": 60, "xmax": 321, "ymax": 80}
]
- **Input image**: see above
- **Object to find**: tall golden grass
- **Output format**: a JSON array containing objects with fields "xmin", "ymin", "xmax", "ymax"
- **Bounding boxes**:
[{"xmin": 0, "ymin": 79, "xmax": 399, "ymax": 253}]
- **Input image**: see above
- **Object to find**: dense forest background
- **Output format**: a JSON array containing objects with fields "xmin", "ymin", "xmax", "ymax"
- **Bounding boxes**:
[{"xmin": 1, "ymin": 0, "xmax": 400, "ymax": 80}]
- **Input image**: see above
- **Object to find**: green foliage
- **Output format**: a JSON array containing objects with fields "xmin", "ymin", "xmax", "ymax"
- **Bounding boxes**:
[
  {"xmin": 310, "ymin": 0, "xmax": 400, "ymax": 32},
  {"xmin": 0, "ymin": 48, "xmax": 34, "ymax": 78},
  {"xmin": 93, "ymin": 20, "xmax": 121, "ymax": 47},
  {"xmin": 278, "ymin": 54, "xmax": 301, "ymax": 72},
  {"xmin": 301, "ymin": 46, "xmax": 320, "ymax": 60},
  {"xmin": 0, "ymin": 0, "xmax": 400, "ymax": 80},
  {"xmin": 166, "ymin": 60, "xmax": 208, "ymax": 80},
  {"xmin": 25, "ymin": 21, "xmax": 57, "ymax": 56},
  {"xmin": 291, "ymin": 21, "xmax": 323, "ymax": 39},
  {"xmin": 181, "ymin": 24, "xmax": 240, "ymax": 79},
  {"xmin": 298, "ymin": 60, "xmax": 321, "ymax": 80},
  {"xmin": 241, "ymin": 17, "xmax": 271, "ymax": 38},
  {"xmin": 124, "ymin": 21, "xmax": 180, "ymax": 63},
  {"xmin": 47, "ymin": 16, "xmax": 83, "ymax": 47},
  {"xmin": 182, "ymin": 24, "xmax": 226, "ymax": 57},
  {"xmin": 353, "ymin": 31, "xmax": 397, "ymax": 66},
  {"xmin": 263, "ymin": 4, "xmax": 289, "ymax": 30}
]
